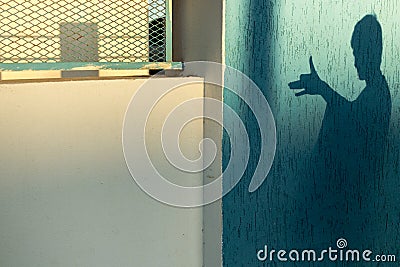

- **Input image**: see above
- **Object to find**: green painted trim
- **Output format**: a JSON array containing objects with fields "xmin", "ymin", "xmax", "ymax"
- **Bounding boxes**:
[
  {"xmin": 165, "ymin": 0, "xmax": 173, "ymax": 61},
  {"xmin": 0, "ymin": 62, "xmax": 182, "ymax": 71}
]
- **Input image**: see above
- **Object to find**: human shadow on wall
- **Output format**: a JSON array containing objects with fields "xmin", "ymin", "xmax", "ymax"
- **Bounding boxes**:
[{"xmin": 288, "ymin": 15, "xmax": 392, "ymax": 247}]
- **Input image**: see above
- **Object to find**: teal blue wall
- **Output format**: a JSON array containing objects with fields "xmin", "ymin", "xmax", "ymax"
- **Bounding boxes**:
[{"xmin": 223, "ymin": 1, "xmax": 400, "ymax": 266}]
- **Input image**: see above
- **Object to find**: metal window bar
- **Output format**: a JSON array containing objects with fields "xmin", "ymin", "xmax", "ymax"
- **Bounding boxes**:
[{"xmin": 0, "ymin": 0, "xmax": 179, "ymax": 72}]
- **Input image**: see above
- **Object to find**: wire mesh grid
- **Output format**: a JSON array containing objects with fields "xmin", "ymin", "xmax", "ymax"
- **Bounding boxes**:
[{"xmin": 0, "ymin": 0, "xmax": 168, "ymax": 64}]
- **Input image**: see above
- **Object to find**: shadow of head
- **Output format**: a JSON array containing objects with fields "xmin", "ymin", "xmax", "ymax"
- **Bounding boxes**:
[{"xmin": 351, "ymin": 15, "xmax": 382, "ymax": 80}]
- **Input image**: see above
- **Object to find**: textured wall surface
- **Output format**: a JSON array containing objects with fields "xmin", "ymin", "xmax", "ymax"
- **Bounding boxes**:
[{"xmin": 223, "ymin": 1, "xmax": 400, "ymax": 266}]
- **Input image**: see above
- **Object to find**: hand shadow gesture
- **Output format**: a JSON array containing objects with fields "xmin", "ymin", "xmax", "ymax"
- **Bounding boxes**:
[{"xmin": 288, "ymin": 56, "xmax": 328, "ymax": 97}]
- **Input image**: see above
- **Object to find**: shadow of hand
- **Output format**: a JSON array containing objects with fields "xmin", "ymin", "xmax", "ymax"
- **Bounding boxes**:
[{"xmin": 289, "ymin": 56, "xmax": 328, "ymax": 97}]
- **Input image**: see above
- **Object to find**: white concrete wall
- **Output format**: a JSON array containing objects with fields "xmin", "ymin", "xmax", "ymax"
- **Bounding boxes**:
[
  {"xmin": 173, "ymin": 1, "xmax": 224, "ymax": 265},
  {"xmin": 0, "ymin": 78, "xmax": 203, "ymax": 267}
]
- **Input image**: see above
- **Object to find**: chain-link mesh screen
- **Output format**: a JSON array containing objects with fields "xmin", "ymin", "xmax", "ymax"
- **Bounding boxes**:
[{"xmin": 0, "ymin": 0, "xmax": 168, "ymax": 64}]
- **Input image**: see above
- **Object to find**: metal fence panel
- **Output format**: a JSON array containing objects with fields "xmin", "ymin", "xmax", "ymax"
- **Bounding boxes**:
[{"xmin": 0, "ymin": 0, "xmax": 169, "ymax": 64}]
